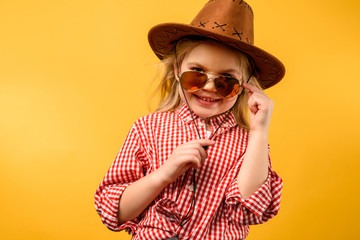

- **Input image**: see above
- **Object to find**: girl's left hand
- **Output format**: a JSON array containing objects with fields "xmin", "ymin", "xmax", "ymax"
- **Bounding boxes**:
[{"xmin": 242, "ymin": 82, "xmax": 274, "ymax": 133}]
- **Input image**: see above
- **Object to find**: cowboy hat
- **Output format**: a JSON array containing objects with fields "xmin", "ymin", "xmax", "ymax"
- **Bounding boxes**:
[{"xmin": 148, "ymin": 0, "xmax": 285, "ymax": 89}]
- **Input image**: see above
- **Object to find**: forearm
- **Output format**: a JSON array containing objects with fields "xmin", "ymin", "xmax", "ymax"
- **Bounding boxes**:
[
  {"xmin": 118, "ymin": 139, "xmax": 213, "ymax": 224},
  {"xmin": 118, "ymin": 167, "xmax": 170, "ymax": 224},
  {"xmin": 237, "ymin": 130, "xmax": 269, "ymax": 199}
]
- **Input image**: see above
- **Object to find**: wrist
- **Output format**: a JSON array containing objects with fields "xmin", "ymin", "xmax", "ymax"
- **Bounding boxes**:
[
  {"xmin": 249, "ymin": 129, "xmax": 269, "ymax": 148},
  {"xmin": 155, "ymin": 165, "xmax": 175, "ymax": 185},
  {"xmin": 249, "ymin": 128, "xmax": 269, "ymax": 138}
]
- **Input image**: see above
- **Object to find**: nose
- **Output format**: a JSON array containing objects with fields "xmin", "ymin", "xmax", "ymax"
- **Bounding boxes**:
[{"xmin": 202, "ymin": 74, "xmax": 217, "ymax": 92}]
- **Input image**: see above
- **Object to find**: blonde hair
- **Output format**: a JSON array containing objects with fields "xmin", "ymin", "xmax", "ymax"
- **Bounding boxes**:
[{"xmin": 154, "ymin": 37, "xmax": 262, "ymax": 130}]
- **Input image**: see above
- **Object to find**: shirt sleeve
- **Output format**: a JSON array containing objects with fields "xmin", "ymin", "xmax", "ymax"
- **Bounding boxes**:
[
  {"xmin": 94, "ymin": 120, "xmax": 150, "ymax": 233},
  {"xmin": 224, "ymin": 149, "xmax": 283, "ymax": 225}
]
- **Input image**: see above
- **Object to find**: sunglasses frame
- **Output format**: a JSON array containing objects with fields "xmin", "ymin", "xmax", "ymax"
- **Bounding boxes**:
[{"xmin": 179, "ymin": 70, "xmax": 242, "ymax": 98}]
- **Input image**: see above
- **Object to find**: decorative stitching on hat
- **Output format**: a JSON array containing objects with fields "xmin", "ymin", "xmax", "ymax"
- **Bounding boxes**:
[
  {"xmin": 232, "ymin": 27, "xmax": 243, "ymax": 40},
  {"xmin": 212, "ymin": 22, "xmax": 227, "ymax": 31},
  {"xmin": 245, "ymin": 3, "xmax": 254, "ymax": 15},
  {"xmin": 233, "ymin": 0, "xmax": 244, "ymax": 6},
  {"xmin": 251, "ymin": 54, "xmax": 280, "ymax": 81},
  {"xmin": 229, "ymin": 41, "xmax": 279, "ymax": 83},
  {"xmin": 198, "ymin": 21, "xmax": 209, "ymax": 28},
  {"xmin": 232, "ymin": 0, "xmax": 254, "ymax": 15},
  {"xmin": 156, "ymin": 28, "xmax": 190, "ymax": 50}
]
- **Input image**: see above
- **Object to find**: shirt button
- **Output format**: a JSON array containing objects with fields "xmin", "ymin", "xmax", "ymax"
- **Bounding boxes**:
[{"xmin": 187, "ymin": 184, "xmax": 194, "ymax": 192}]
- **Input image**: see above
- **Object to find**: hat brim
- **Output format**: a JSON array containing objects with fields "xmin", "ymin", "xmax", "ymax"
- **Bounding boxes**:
[{"xmin": 148, "ymin": 23, "xmax": 285, "ymax": 89}]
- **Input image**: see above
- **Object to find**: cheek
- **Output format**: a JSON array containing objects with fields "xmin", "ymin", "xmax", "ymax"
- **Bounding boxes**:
[
  {"xmin": 219, "ymin": 96, "xmax": 239, "ymax": 112},
  {"xmin": 223, "ymin": 96, "xmax": 238, "ymax": 106},
  {"xmin": 178, "ymin": 84, "xmax": 190, "ymax": 102},
  {"xmin": 178, "ymin": 84, "xmax": 184, "ymax": 98}
]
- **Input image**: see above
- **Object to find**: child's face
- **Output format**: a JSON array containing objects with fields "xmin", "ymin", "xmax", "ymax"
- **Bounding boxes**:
[{"xmin": 177, "ymin": 42, "xmax": 243, "ymax": 119}]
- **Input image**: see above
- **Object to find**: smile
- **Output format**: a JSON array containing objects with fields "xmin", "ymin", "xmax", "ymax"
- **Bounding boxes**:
[{"xmin": 195, "ymin": 94, "xmax": 220, "ymax": 102}]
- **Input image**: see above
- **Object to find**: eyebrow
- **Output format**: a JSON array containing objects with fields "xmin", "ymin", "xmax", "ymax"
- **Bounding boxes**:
[{"xmin": 185, "ymin": 62, "xmax": 240, "ymax": 74}]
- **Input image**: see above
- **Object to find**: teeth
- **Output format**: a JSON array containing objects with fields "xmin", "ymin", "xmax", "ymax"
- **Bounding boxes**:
[{"xmin": 198, "ymin": 96, "xmax": 217, "ymax": 102}]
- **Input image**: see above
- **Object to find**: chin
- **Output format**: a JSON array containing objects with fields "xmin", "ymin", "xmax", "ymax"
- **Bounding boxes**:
[{"xmin": 192, "ymin": 107, "xmax": 219, "ymax": 119}]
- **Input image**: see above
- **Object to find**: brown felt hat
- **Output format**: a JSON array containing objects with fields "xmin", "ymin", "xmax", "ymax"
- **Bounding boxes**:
[{"xmin": 148, "ymin": 0, "xmax": 285, "ymax": 89}]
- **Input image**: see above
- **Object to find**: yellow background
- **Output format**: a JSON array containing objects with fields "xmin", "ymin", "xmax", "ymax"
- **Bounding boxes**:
[{"xmin": 1, "ymin": 0, "xmax": 359, "ymax": 239}]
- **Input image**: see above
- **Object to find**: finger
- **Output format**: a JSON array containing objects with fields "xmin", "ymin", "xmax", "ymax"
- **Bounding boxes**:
[
  {"xmin": 242, "ymin": 82, "xmax": 263, "ymax": 95},
  {"xmin": 248, "ymin": 92, "xmax": 273, "ymax": 110},
  {"xmin": 180, "ymin": 156, "xmax": 199, "ymax": 169},
  {"xmin": 189, "ymin": 139, "xmax": 216, "ymax": 146},
  {"xmin": 194, "ymin": 140, "xmax": 214, "ymax": 158},
  {"xmin": 184, "ymin": 154, "xmax": 202, "ymax": 169},
  {"xmin": 180, "ymin": 148, "xmax": 202, "ymax": 162},
  {"xmin": 197, "ymin": 146, "xmax": 208, "ymax": 162},
  {"xmin": 248, "ymin": 94, "xmax": 259, "ymax": 114},
  {"xmin": 174, "ymin": 153, "xmax": 201, "ymax": 170},
  {"xmin": 187, "ymin": 142, "xmax": 210, "ymax": 163},
  {"xmin": 185, "ymin": 144, "xmax": 207, "ymax": 162},
  {"xmin": 193, "ymin": 156, "xmax": 203, "ymax": 169}
]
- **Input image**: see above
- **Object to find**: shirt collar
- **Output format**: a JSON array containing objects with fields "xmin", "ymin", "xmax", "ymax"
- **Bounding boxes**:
[{"xmin": 175, "ymin": 103, "xmax": 238, "ymax": 128}]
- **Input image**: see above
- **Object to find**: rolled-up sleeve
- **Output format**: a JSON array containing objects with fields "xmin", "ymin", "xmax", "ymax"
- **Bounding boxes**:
[
  {"xmin": 225, "ymin": 147, "xmax": 283, "ymax": 225},
  {"xmin": 225, "ymin": 168, "xmax": 282, "ymax": 225},
  {"xmin": 94, "ymin": 120, "xmax": 150, "ymax": 233}
]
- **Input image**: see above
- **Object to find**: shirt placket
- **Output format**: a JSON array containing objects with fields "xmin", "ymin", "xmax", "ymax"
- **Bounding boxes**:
[{"xmin": 174, "ymin": 117, "xmax": 207, "ymax": 238}]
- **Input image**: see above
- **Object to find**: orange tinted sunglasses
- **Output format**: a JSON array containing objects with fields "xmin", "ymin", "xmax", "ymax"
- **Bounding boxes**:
[{"xmin": 179, "ymin": 71, "xmax": 241, "ymax": 98}]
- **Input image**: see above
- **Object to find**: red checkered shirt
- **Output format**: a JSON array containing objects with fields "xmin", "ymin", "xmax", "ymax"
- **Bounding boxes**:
[{"xmin": 94, "ymin": 103, "xmax": 283, "ymax": 240}]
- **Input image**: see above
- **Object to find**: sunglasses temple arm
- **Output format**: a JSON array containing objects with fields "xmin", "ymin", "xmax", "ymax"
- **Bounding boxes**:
[{"xmin": 175, "ymin": 46, "xmax": 181, "ymax": 79}]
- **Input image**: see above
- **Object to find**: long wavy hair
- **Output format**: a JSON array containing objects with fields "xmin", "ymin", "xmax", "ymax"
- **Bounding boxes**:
[{"xmin": 153, "ymin": 37, "xmax": 262, "ymax": 130}]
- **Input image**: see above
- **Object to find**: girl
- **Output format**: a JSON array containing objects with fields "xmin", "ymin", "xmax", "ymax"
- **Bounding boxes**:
[{"xmin": 95, "ymin": 0, "xmax": 285, "ymax": 239}]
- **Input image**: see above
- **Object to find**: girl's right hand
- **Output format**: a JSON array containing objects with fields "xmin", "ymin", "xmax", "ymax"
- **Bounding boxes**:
[{"xmin": 158, "ymin": 139, "xmax": 215, "ymax": 184}]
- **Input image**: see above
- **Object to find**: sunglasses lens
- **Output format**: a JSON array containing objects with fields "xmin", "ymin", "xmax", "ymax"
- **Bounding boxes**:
[
  {"xmin": 180, "ymin": 71, "xmax": 240, "ymax": 98},
  {"xmin": 215, "ymin": 76, "xmax": 240, "ymax": 98},
  {"xmin": 180, "ymin": 72, "xmax": 207, "ymax": 92}
]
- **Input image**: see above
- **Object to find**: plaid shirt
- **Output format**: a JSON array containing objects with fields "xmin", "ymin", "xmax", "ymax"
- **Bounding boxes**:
[{"xmin": 94, "ymin": 104, "xmax": 283, "ymax": 240}]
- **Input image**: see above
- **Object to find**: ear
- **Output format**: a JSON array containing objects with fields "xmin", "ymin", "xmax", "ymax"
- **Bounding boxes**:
[{"xmin": 174, "ymin": 60, "xmax": 180, "ymax": 81}]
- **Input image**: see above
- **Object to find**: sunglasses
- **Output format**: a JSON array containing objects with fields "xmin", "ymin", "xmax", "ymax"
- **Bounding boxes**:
[{"xmin": 179, "ymin": 71, "xmax": 242, "ymax": 98}]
